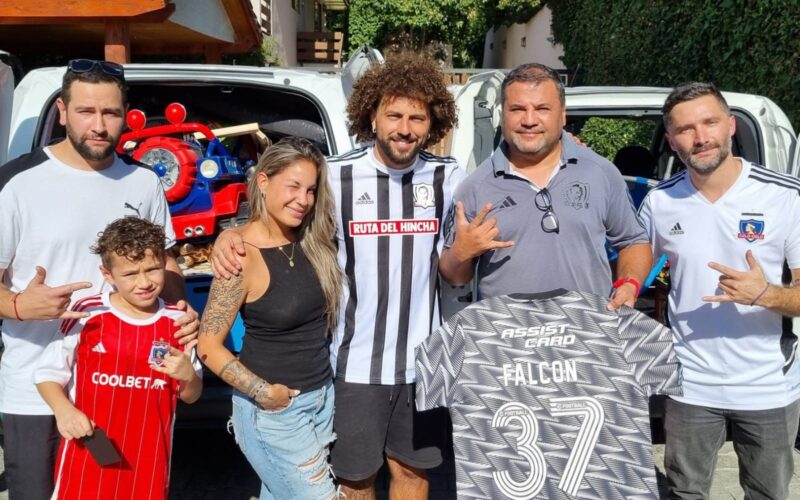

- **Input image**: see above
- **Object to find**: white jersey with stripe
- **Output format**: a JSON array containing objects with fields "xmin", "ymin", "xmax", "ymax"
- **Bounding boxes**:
[
  {"xmin": 415, "ymin": 290, "xmax": 682, "ymax": 499},
  {"xmin": 639, "ymin": 159, "xmax": 800, "ymax": 410},
  {"xmin": 328, "ymin": 146, "xmax": 466, "ymax": 384}
]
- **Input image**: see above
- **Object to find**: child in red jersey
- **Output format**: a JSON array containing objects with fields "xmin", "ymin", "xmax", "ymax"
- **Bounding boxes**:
[{"xmin": 35, "ymin": 217, "xmax": 202, "ymax": 500}]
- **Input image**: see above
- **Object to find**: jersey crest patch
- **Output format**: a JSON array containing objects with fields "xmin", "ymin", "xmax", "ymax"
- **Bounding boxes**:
[
  {"xmin": 564, "ymin": 182, "xmax": 590, "ymax": 210},
  {"xmin": 413, "ymin": 183, "xmax": 436, "ymax": 209},
  {"xmin": 737, "ymin": 219, "xmax": 765, "ymax": 242}
]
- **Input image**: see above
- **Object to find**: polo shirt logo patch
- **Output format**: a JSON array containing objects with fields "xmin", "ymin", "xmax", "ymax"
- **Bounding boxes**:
[
  {"xmin": 564, "ymin": 182, "xmax": 590, "ymax": 210},
  {"xmin": 737, "ymin": 219, "xmax": 765, "ymax": 242},
  {"xmin": 413, "ymin": 183, "xmax": 435, "ymax": 209}
]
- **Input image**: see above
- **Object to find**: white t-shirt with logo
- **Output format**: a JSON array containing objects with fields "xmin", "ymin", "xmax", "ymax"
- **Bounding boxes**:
[
  {"xmin": 639, "ymin": 160, "xmax": 800, "ymax": 410},
  {"xmin": 0, "ymin": 147, "xmax": 175, "ymax": 415}
]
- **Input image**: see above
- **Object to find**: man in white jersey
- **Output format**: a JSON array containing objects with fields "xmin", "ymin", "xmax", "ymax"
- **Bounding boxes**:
[
  {"xmin": 0, "ymin": 60, "xmax": 199, "ymax": 500},
  {"xmin": 212, "ymin": 53, "xmax": 465, "ymax": 500},
  {"xmin": 638, "ymin": 82, "xmax": 800, "ymax": 499}
]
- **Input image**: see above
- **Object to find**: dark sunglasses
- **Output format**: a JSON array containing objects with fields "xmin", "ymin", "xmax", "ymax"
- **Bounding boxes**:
[
  {"xmin": 534, "ymin": 187, "xmax": 560, "ymax": 234},
  {"xmin": 67, "ymin": 59, "xmax": 125, "ymax": 78}
]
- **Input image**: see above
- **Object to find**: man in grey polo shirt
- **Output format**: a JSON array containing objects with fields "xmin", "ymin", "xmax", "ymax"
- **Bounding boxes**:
[{"xmin": 440, "ymin": 63, "xmax": 651, "ymax": 307}]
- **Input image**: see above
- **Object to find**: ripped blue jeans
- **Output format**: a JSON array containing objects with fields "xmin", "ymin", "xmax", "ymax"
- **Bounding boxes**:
[{"xmin": 231, "ymin": 381, "xmax": 336, "ymax": 500}]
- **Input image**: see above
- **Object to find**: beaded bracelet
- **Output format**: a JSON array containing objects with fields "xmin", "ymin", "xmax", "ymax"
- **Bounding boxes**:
[{"xmin": 248, "ymin": 380, "xmax": 268, "ymax": 399}]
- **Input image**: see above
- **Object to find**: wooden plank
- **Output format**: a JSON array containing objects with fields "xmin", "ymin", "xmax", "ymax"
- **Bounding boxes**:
[
  {"xmin": 0, "ymin": 0, "xmax": 168, "ymax": 18},
  {"xmin": 104, "ymin": 20, "xmax": 130, "ymax": 64},
  {"xmin": 193, "ymin": 123, "xmax": 269, "ymax": 150},
  {"xmin": 297, "ymin": 49, "xmax": 339, "ymax": 56},
  {"xmin": 0, "ymin": 6, "xmax": 175, "ymax": 25},
  {"xmin": 297, "ymin": 32, "xmax": 342, "ymax": 42},
  {"xmin": 427, "ymin": 129, "xmax": 453, "ymax": 157},
  {"xmin": 205, "ymin": 44, "xmax": 222, "ymax": 64},
  {"xmin": 297, "ymin": 31, "xmax": 336, "ymax": 39},
  {"xmin": 296, "ymin": 31, "xmax": 343, "ymax": 64},
  {"xmin": 219, "ymin": 0, "xmax": 261, "ymax": 51},
  {"xmin": 296, "ymin": 42, "xmax": 341, "ymax": 52}
]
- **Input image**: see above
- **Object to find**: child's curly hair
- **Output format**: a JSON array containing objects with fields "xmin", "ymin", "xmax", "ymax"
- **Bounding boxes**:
[
  {"xmin": 346, "ymin": 52, "xmax": 457, "ymax": 149},
  {"xmin": 92, "ymin": 217, "xmax": 166, "ymax": 269}
]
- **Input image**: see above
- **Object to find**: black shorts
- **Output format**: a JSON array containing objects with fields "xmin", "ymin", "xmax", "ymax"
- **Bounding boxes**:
[
  {"xmin": 3, "ymin": 413, "xmax": 60, "ymax": 500},
  {"xmin": 330, "ymin": 379, "xmax": 449, "ymax": 481}
]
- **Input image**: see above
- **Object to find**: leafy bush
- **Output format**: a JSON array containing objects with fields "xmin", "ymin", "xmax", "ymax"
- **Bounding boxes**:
[
  {"xmin": 346, "ymin": 0, "xmax": 532, "ymax": 67},
  {"xmin": 576, "ymin": 118, "xmax": 657, "ymax": 161},
  {"xmin": 549, "ymin": 0, "xmax": 800, "ymax": 129}
]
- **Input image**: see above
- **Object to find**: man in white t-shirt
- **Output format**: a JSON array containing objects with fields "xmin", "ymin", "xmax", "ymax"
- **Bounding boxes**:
[
  {"xmin": 0, "ymin": 60, "xmax": 199, "ymax": 500},
  {"xmin": 639, "ymin": 82, "xmax": 800, "ymax": 500}
]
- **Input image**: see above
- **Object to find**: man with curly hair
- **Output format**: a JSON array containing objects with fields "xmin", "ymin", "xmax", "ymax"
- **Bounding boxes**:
[
  {"xmin": 212, "ymin": 52, "xmax": 465, "ymax": 499},
  {"xmin": 440, "ymin": 63, "xmax": 652, "ymax": 309}
]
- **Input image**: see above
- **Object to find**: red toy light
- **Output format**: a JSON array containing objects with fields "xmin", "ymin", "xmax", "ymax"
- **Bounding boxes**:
[
  {"xmin": 126, "ymin": 109, "xmax": 146, "ymax": 131},
  {"xmin": 165, "ymin": 103, "xmax": 187, "ymax": 124}
]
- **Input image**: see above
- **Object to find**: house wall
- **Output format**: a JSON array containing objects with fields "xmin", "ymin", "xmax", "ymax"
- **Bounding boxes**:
[
  {"xmin": 250, "ymin": 0, "xmax": 271, "ymax": 35},
  {"xmin": 482, "ymin": 6, "xmax": 565, "ymax": 69},
  {"xmin": 271, "ymin": 0, "xmax": 299, "ymax": 65}
]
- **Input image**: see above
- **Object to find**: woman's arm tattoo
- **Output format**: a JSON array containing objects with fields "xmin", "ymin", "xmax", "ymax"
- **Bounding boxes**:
[
  {"xmin": 199, "ymin": 274, "xmax": 244, "ymax": 337},
  {"xmin": 218, "ymin": 358, "xmax": 271, "ymax": 399}
]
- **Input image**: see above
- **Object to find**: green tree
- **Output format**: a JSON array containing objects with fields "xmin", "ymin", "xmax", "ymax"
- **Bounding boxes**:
[
  {"xmin": 548, "ymin": 0, "xmax": 800, "ymax": 127},
  {"xmin": 491, "ymin": 0, "xmax": 544, "ymax": 26},
  {"xmin": 346, "ymin": 0, "xmax": 494, "ymax": 67},
  {"xmin": 345, "ymin": 0, "xmax": 547, "ymax": 66}
]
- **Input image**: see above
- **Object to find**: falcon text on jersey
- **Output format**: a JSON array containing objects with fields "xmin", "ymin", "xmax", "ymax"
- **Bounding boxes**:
[{"xmin": 502, "ymin": 360, "xmax": 578, "ymax": 386}]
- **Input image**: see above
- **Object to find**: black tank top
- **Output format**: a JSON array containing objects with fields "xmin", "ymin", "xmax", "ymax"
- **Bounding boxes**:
[{"xmin": 239, "ymin": 244, "xmax": 331, "ymax": 392}]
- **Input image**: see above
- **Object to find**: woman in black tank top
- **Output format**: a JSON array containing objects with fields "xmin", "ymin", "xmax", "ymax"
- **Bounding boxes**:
[{"xmin": 198, "ymin": 138, "xmax": 341, "ymax": 499}]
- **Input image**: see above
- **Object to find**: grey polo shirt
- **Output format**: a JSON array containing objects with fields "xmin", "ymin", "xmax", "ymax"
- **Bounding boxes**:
[{"xmin": 446, "ymin": 131, "xmax": 648, "ymax": 299}]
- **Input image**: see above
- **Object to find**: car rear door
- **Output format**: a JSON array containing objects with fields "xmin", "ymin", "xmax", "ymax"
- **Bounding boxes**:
[
  {"xmin": 449, "ymin": 70, "xmax": 504, "ymax": 174},
  {"xmin": 791, "ymin": 134, "xmax": 800, "ymax": 178},
  {"xmin": 0, "ymin": 61, "xmax": 13, "ymax": 166}
]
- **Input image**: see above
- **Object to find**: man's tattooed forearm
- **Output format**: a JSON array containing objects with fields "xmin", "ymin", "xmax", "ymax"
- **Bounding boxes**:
[{"xmin": 199, "ymin": 274, "xmax": 244, "ymax": 337}]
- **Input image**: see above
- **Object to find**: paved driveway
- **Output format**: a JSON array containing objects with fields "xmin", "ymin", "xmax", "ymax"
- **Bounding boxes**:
[{"xmin": 0, "ymin": 429, "xmax": 797, "ymax": 499}]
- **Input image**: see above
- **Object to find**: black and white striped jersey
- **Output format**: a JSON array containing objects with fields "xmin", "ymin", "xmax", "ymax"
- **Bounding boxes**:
[
  {"xmin": 329, "ymin": 146, "xmax": 466, "ymax": 385},
  {"xmin": 416, "ymin": 289, "xmax": 682, "ymax": 499}
]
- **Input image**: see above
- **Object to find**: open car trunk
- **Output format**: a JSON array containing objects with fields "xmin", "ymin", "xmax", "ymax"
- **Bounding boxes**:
[
  {"xmin": 38, "ymin": 80, "xmax": 333, "ymax": 158},
  {"xmin": 8, "ymin": 67, "xmax": 348, "ymax": 427}
]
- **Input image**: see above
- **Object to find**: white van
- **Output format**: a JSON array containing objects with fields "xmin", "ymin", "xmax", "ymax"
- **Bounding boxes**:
[
  {"xmin": 451, "ymin": 70, "xmax": 799, "ymax": 177},
  {"xmin": 0, "ymin": 61, "xmax": 362, "ymax": 425},
  {"xmin": 2, "ymin": 62, "xmax": 799, "ymax": 423}
]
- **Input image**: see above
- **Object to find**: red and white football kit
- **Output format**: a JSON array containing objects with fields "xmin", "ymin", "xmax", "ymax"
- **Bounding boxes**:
[{"xmin": 35, "ymin": 292, "xmax": 200, "ymax": 500}]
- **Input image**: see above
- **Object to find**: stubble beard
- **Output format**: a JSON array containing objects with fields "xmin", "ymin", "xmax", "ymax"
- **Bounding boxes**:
[
  {"xmin": 508, "ymin": 128, "xmax": 559, "ymax": 159},
  {"xmin": 375, "ymin": 135, "xmax": 422, "ymax": 168},
  {"xmin": 682, "ymin": 138, "xmax": 732, "ymax": 176},
  {"xmin": 66, "ymin": 126, "xmax": 117, "ymax": 162}
]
